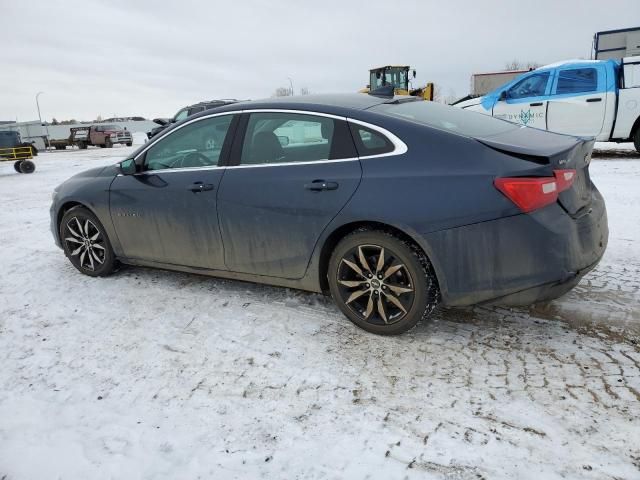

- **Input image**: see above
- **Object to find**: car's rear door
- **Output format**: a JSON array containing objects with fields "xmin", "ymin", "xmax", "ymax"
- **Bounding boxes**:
[
  {"xmin": 547, "ymin": 64, "xmax": 609, "ymax": 138},
  {"xmin": 217, "ymin": 110, "xmax": 361, "ymax": 279},
  {"xmin": 109, "ymin": 113, "xmax": 238, "ymax": 269}
]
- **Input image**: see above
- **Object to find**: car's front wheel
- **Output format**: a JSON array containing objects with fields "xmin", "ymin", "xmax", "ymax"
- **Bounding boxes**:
[
  {"xmin": 328, "ymin": 230, "xmax": 440, "ymax": 335},
  {"xmin": 60, "ymin": 206, "xmax": 115, "ymax": 277}
]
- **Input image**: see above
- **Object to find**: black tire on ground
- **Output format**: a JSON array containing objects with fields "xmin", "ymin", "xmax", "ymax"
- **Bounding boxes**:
[
  {"xmin": 59, "ymin": 206, "xmax": 116, "ymax": 277},
  {"xmin": 126, "ymin": 142, "xmax": 132, "ymax": 147},
  {"xmin": 14, "ymin": 160, "xmax": 22, "ymax": 173},
  {"xmin": 634, "ymin": 128, "xmax": 640, "ymax": 154},
  {"xmin": 328, "ymin": 229, "xmax": 440, "ymax": 335},
  {"xmin": 19, "ymin": 160, "xmax": 35, "ymax": 174},
  {"xmin": 55, "ymin": 145, "xmax": 65, "ymax": 150},
  {"xmin": 99, "ymin": 144, "xmax": 106, "ymax": 148},
  {"xmin": 78, "ymin": 142, "xmax": 87, "ymax": 150},
  {"xmin": 105, "ymin": 138, "xmax": 113, "ymax": 148}
]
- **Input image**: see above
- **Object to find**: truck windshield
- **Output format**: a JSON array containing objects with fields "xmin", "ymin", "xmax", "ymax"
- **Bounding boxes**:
[
  {"xmin": 371, "ymin": 101, "xmax": 519, "ymax": 137},
  {"xmin": 102, "ymin": 124, "xmax": 122, "ymax": 131}
]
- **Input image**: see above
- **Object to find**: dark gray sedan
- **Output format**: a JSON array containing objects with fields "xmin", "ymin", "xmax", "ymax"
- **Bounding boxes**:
[{"xmin": 50, "ymin": 94, "xmax": 608, "ymax": 334}]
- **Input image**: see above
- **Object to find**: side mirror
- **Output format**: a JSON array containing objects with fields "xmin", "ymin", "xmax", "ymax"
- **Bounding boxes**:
[
  {"xmin": 412, "ymin": 70, "xmax": 416, "ymax": 78},
  {"xmin": 119, "ymin": 158, "xmax": 137, "ymax": 175},
  {"xmin": 499, "ymin": 90, "xmax": 508, "ymax": 101}
]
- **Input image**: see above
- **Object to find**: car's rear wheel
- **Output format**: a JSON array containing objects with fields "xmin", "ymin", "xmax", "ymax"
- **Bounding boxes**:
[
  {"xmin": 60, "ymin": 206, "xmax": 115, "ymax": 277},
  {"xmin": 328, "ymin": 230, "xmax": 440, "ymax": 335},
  {"xmin": 634, "ymin": 128, "xmax": 640, "ymax": 154}
]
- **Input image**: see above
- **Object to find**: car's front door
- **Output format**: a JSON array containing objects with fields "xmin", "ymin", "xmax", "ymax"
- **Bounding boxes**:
[
  {"xmin": 546, "ymin": 65, "xmax": 608, "ymax": 138},
  {"xmin": 492, "ymin": 71, "xmax": 552, "ymax": 129},
  {"xmin": 217, "ymin": 111, "xmax": 361, "ymax": 279},
  {"xmin": 109, "ymin": 113, "xmax": 237, "ymax": 269}
]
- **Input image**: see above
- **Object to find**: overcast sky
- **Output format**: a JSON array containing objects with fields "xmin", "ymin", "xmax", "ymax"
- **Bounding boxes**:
[{"xmin": 1, "ymin": 0, "xmax": 638, "ymax": 121}]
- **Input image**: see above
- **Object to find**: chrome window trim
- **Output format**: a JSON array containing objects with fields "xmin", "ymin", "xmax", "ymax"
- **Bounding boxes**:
[
  {"xmin": 226, "ymin": 157, "xmax": 359, "ymax": 169},
  {"xmin": 125, "ymin": 108, "xmax": 408, "ymax": 174}
]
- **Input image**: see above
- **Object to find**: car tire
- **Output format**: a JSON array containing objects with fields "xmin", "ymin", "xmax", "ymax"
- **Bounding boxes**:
[
  {"xmin": 634, "ymin": 128, "xmax": 640, "ymax": 154},
  {"xmin": 105, "ymin": 138, "xmax": 113, "ymax": 148},
  {"xmin": 13, "ymin": 160, "xmax": 22, "ymax": 173},
  {"xmin": 328, "ymin": 229, "xmax": 440, "ymax": 335},
  {"xmin": 126, "ymin": 142, "xmax": 132, "ymax": 147},
  {"xmin": 78, "ymin": 142, "xmax": 87, "ymax": 150},
  {"xmin": 99, "ymin": 144, "xmax": 106, "ymax": 148},
  {"xmin": 19, "ymin": 160, "xmax": 35, "ymax": 174},
  {"xmin": 59, "ymin": 206, "xmax": 116, "ymax": 277}
]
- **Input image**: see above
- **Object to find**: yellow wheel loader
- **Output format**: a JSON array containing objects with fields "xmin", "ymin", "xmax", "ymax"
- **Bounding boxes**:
[{"xmin": 360, "ymin": 65, "xmax": 434, "ymax": 100}]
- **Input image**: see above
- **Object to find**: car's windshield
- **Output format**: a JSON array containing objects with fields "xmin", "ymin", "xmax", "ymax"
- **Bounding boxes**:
[
  {"xmin": 102, "ymin": 124, "xmax": 122, "ymax": 131},
  {"xmin": 371, "ymin": 101, "xmax": 520, "ymax": 137}
]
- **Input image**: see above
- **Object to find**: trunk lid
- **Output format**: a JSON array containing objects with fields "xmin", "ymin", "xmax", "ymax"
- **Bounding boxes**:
[{"xmin": 476, "ymin": 127, "xmax": 594, "ymax": 215}]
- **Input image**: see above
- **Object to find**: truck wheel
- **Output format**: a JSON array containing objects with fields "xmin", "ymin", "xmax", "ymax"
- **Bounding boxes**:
[
  {"xmin": 19, "ymin": 160, "xmax": 36, "ymax": 174},
  {"xmin": 78, "ymin": 142, "xmax": 87, "ymax": 150},
  {"xmin": 126, "ymin": 142, "xmax": 132, "ymax": 147},
  {"xmin": 14, "ymin": 160, "xmax": 22, "ymax": 173},
  {"xmin": 99, "ymin": 144, "xmax": 106, "ymax": 148},
  {"xmin": 634, "ymin": 128, "xmax": 640, "ymax": 154},
  {"xmin": 105, "ymin": 138, "xmax": 113, "ymax": 148}
]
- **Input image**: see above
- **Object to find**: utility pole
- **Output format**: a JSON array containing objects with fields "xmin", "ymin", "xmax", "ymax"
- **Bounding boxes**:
[
  {"xmin": 35, "ymin": 92, "xmax": 51, "ymax": 150},
  {"xmin": 287, "ymin": 77, "xmax": 294, "ymax": 96}
]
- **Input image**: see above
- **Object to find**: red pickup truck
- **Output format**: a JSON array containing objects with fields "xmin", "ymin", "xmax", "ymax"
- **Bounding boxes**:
[{"xmin": 67, "ymin": 124, "xmax": 133, "ymax": 149}]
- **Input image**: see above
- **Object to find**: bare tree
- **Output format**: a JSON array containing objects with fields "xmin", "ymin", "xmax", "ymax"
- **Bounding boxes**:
[
  {"xmin": 272, "ymin": 87, "xmax": 292, "ymax": 97},
  {"xmin": 505, "ymin": 59, "xmax": 542, "ymax": 71}
]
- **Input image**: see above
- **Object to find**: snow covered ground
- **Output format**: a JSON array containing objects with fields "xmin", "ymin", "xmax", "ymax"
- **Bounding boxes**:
[{"xmin": 0, "ymin": 142, "xmax": 639, "ymax": 479}]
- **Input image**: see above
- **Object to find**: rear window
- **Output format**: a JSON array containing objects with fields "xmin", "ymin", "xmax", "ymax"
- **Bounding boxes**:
[{"xmin": 372, "ymin": 101, "xmax": 519, "ymax": 138}]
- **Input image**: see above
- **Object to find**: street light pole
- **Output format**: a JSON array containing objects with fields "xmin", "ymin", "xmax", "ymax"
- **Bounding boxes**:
[
  {"xmin": 287, "ymin": 77, "xmax": 294, "ymax": 96},
  {"xmin": 35, "ymin": 91, "xmax": 50, "ymax": 150}
]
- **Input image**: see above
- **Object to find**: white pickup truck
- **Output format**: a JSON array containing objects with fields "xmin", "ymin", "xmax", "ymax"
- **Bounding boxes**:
[{"xmin": 455, "ymin": 56, "xmax": 640, "ymax": 152}]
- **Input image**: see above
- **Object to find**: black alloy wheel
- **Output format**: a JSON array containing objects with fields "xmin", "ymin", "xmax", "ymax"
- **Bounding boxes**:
[
  {"xmin": 329, "ymin": 230, "xmax": 440, "ymax": 335},
  {"xmin": 60, "ymin": 206, "xmax": 115, "ymax": 277}
]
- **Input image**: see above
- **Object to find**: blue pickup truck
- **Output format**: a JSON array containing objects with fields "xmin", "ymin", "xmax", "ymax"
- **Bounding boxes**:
[{"xmin": 456, "ymin": 56, "xmax": 640, "ymax": 152}]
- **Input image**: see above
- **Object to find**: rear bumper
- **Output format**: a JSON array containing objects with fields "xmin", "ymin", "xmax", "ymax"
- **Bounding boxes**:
[{"xmin": 422, "ymin": 187, "xmax": 608, "ymax": 307}]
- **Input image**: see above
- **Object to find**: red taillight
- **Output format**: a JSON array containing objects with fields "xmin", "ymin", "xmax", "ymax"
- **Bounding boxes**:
[
  {"xmin": 553, "ymin": 169, "xmax": 576, "ymax": 192},
  {"xmin": 494, "ymin": 169, "xmax": 575, "ymax": 213}
]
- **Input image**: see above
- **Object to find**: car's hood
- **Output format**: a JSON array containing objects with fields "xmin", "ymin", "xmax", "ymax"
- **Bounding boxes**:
[
  {"xmin": 454, "ymin": 97, "xmax": 482, "ymax": 109},
  {"xmin": 69, "ymin": 164, "xmax": 119, "ymax": 180}
]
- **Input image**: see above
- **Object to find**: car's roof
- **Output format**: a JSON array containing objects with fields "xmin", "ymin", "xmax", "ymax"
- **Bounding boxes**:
[{"xmin": 197, "ymin": 93, "xmax": 416, "ymax": 117}]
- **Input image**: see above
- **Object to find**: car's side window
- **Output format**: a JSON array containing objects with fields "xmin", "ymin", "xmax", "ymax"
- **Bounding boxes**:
[
  {"xmin": 507, "ymin": 72, "xmax": 550, "ymax": 99},
  {"xmin": 240, "ymin": 112, "xmax": 336, "ymax": 165},
  {"xmin": 349, "ymin": 124, "xmax": 394, "ymax": 157},
  {"xmin": 144, "ymin": 115, "xmax": 233, "ymax": 171},
  {"xmin": 555, "ymin": 68, "xmax": 598, "ymax": 95}
]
